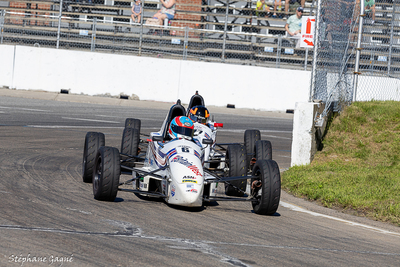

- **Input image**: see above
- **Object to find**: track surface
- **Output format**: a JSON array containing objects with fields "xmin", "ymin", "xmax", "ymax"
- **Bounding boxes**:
[{"xmin": 1, "ymin": 95, "xmax": 400, "ymax": 267}]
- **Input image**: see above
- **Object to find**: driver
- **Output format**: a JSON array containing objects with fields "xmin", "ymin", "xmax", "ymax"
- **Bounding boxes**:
[
  {"xmin": 187, "ymin": 105, "xmax": 210, "ymax": 125},
  {"xmin": 168, "ymin": 116, "xmax": 194, "ymax": 141}
]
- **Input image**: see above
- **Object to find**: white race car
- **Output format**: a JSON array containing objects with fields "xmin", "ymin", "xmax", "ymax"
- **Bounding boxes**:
[{"xmin": 82, "ymin": 94, "xmax": 281, "ymax": 215}]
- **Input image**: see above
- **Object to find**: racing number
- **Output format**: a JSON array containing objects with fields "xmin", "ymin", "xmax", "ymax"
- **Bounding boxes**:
[{"xmin": 181, "ymin": 147, "xmax": 190, "ymax": 153}]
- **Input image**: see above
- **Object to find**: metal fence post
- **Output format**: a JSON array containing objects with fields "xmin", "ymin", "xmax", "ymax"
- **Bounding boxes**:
[
  {"xmin": 309, "ymin": 0, "xmax": 322, "ymax": 102},
  {"xmin": 353, "ymin": 0, "xmax": 365, "ymax": 102},
  {"xmin": 304, "ymin": 47, "xmax": 309, "ymax": 70},
  {"xmin": 221, "ymin": 1, "xmax": 229, "ymax": 62},
  {"xmin": 91, "ymin": 18, "xmax": 97, "ymax": 52},
  {"xmin": 56, "ymin": 0, "xmax": 63, "ymax": 49},
  {"xmin": 139, "ymin": 0, "xmax": 144, "ymax": 56},
  {"xmin": 183, "ymin": 26, "xmax": 188, "ymax": 60},
  {"xmin": 388, "ymin": 2, "xmax": 396, "ymax": 75},
  {"xmin": 0, "ymin": 10, "xmax": 4, "ymax": 44},
  {"xmin": 276, "ymin": 36, "xmax": 281, "ymax": 68}
]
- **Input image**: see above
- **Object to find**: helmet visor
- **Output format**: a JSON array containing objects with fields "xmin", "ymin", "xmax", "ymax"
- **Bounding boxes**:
[
  {"xmin": 189, "ymin": 113, "xmax": 207, "ymax": 124},
  {"xmin": 171, "ymin": 124, "xmax": 194, "ymax": 137}
]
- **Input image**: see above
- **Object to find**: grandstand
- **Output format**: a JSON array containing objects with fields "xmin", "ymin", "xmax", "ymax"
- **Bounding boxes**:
[{"xmin": 0, "ymin": 0, "xmax": 399, "ymax": 73}]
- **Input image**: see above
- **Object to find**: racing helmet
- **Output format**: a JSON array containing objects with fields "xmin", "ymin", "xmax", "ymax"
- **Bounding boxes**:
[
  {"xmin": 168, "ymin": 116, "xmax": 194, "ymax": 140},
  {"xmin": 187, "ymin": 105, "xmax": 210, "ymax": 124}
]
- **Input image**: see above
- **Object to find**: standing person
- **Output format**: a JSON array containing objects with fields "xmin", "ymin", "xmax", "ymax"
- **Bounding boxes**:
[
  {"xmin": 365, "ymin": 0, "xmax": 376, "ymax": 23},
  {"xmin": 131, "ymin": 0, "xmax": 142, "ymax": 23},
  {"xmin": 285, "ymin": 6, "xmax": 303, "ymax": 48},
  {"xmin": 152, "ymin": 0, "xmax": 176, "ymax": 26}
]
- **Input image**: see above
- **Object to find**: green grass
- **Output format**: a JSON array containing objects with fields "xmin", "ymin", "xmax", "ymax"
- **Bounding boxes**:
[{"xmin": 282, "ymin": 101, "xmax": 400, "ymax": 226}]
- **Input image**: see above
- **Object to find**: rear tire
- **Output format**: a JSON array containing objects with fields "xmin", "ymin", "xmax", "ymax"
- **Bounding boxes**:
[
  {"xmin": 224, "ymin": 144, "xmax": 247, "ymax": 196},
  {"xmin": 255, "ymin": 140, "xmax": 272, "ymax": 161},
  {"xmin": 82, "ymin": 132, "xmax": 105, "ymax": 183},
  {"xmin": 244, "ymin": 129, "xmax": 261, "ymax": 169},
  {"xmin": 125, "ymin": 118, "xmax": 141, "ymax": 131},
  {"xmin": 251, "ymin": 159, "xmax": 281, "ymax": 215},
  {"xmin": 121, "ymin": 128, "xmax": 140, "ymax": 168},
  {"xmin": 93, "ymin": 146, "xmax": 120, "ymax": 201}
]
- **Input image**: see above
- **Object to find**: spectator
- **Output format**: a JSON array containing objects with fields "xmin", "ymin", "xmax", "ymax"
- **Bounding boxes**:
[
  {"xmin": 283, "ymin": 0, "xmax": 305, "ymax": 19},
  {"xmin": 364, "ymin": 0, "xmax": 376, "ymax": 23},
  {"xmin": 152, "ymin": 0, "xmax": 176, "ymax": 26},
  {"xmin": 285, "ymin": 6, "xmax": 303, "ymax": 48},
  {"xmin": 131, "ymin": 0, "xmax": 142, "ymax": 23},
  {"xmin": 256, "ymin": 0, "xmax": 271, "ymax": 18}
]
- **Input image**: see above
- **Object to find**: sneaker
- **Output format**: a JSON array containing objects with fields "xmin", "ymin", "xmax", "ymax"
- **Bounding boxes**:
[
  {"xmin": 283, "ymin": 15, "xmax": 288, "ymax": 20},
  {"xmin": 272, "ymin": 14, "xmax": 277, "ymax": 18},
  {"xmin": 371, "ymin": 20, "xmax": 375, "ymax": 24}
]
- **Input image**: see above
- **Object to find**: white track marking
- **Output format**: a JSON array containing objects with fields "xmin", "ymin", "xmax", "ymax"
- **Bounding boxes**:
[
  {"xmin": 0, "ymin": 106, "xmax": 48, "ymax": 112},
  {"xmin": 280, "ymin": 201, "xmax": 400, "ymax": 237},
  {"xmin": 218, "ymin": 129, "xmax": 291, "ymax": 134},
  {"xmin": 26, "ymin": 125, "xmax": 160, "ymax": 129},
  {"xmin": 61, "ymin": 117, "xmax": 120, "ymax": 123}
]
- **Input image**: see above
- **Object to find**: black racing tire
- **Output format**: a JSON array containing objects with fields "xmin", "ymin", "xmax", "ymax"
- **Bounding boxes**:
[
  {"xmin": 251, "ymin": 159, "xmax": 281, "ymax": 215},
  {"xmin": 244, "ymin": 129, "xmax": 261, "ymax": 169},
  {"xmin": 121, "ymin": 127, "xmax": 140, "ymax": 168},
  {"xmin": 224, "ymin": 144, "xmax": 247, "ymax": 197},
  {"xmin": 124, "ymin": 118, "xmax": 141, "ymax": 131},
  {"xmin": 255, "ymin": 140, "xmax": 272, "ymax": 161},
  {"xmin": 82, "ymin": 132, "xmax": 105, "ymax": 183},
  {"xmin": 93, "ymin": 146, "xmax": 120, "ymax": 201}
]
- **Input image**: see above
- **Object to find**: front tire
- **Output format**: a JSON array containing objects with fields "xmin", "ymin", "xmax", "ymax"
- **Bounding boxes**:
[
  {"xmin": 125, "ymin": 118, "xmax": 141, "ymax": 131},
  {"xmin": 121, "ymin": 127, "xmax": 140, "ymax": 168},
  {"xmin": 82, "ymin": 132, "xmax": 105, "ymax": 183},
  {"xmin": 93, "ymin": 146, "xmax": 120, "ymax": 201},
  {"xmin": 251, "ymin": 159, "xmax": 281, "ymax": 215},
  {"xmin": 224, "ymin": 144, "xmax": 247, "ymax": 196},
  {"xmin": 244, "ymin": 129, "xmax": 261, "ymax": 170},
  {"xmin": 255, "ymin": 140, "xmax": 272, "ymax": 161}
]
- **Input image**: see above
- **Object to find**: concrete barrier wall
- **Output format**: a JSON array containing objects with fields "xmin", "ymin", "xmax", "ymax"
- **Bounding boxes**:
[
  {"xmin": 0, "ymin": 45, "xmax": 15, "ymax": 87},
  {"xmin": 0, "ymin": 45, "xmax": 311, "ymax": 112}
]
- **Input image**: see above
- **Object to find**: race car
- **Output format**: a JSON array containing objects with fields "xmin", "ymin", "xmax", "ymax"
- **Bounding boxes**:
[{"xmin": 82, "ymin": 95, "xmax": 280, "ymax": 215}]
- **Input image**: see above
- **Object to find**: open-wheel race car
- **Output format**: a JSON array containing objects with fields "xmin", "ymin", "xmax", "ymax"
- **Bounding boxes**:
[{"xmin": 82, "ymin": 93, "xmax": 281, "ymax": 215}]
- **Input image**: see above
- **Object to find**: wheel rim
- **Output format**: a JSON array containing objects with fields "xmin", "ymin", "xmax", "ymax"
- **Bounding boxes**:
[
  {"xmin": 251, "ymin": 168, "xmax": 262, "ymax": 204},
  {"xmin": 93, "ymin": 158, "xmax": 101, "ymax": 190}
]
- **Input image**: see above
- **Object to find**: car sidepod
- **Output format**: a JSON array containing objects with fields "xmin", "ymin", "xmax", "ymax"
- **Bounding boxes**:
[{"xmin": 163, "ymin": 140, "xmax": 204, "ymax": 207}]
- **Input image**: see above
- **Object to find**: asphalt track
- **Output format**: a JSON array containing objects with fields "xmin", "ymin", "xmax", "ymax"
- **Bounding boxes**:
[{"xmin": 1, "ymin": 89, "xmax": 400, "ymax": 267}]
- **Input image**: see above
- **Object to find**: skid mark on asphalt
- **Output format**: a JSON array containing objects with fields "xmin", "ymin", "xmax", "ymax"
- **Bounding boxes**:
[
  {"xmin": 280, "ymin": 201, "xmax": 400, "ymax": 238},
  {"xmin": 1, "ymin": 219, "xmax": 400, "ymax": 264}
]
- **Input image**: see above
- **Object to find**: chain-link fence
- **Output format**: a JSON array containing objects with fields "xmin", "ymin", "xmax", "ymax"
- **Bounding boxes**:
[
  {"xmin": 1, "ymin": 0, "xmax": 400, "ymax": 107},
  {"xmin": 310, "ymin": 0, "xmax": 400, "ymax": 120},
  {"xmin": 0, "ymin": 0, "xmax": 314, "ymax": 69}
]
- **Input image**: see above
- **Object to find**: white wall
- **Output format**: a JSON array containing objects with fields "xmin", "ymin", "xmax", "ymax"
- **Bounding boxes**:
[
  {"xmin": 0, "ymin": 45, "xmax": 311, "ymax": 112},
  {"xmin": 0, "ymin": 45, "xmax": 15, "ymax": 88}
]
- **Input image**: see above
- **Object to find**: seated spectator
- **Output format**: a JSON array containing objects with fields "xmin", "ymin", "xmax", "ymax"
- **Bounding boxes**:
[
  {"xmin": 256, "ymin": 0, "xmax": 271, "ymax": 18},
  {"xmin": 283, "ymin": 0, "xmax": 305, "ymax": 19},
  {"xmin": 364, "ymin": 0, "xmax": 376, "ymax": 23},
  {"xmin": 131, "ymin": 0, "xmax": 142, "ymax": 23},
  {"xmin": 272, "ymin": 0, "xmax": 282, "ymax": 18},
  {"xmin": 285, "ymin": 6, "xmax": 303, "ymax": 48},
  {"xmin": 152, "ymin": 0, "xmax": 176, "ymax": 26}
]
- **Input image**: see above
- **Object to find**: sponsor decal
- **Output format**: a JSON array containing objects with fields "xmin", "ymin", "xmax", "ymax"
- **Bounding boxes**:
[
  {"xmin": 186, "ymin": 184, "xmax": 194, "ymax": 189},
  {"xmin": 182, "ymin": 179, "xmax": 197, "ymax": 184},
  {"xmin": 188, "ymin": 165, "xmax": 202, "ymax": 176},
  {"xmin": 186, "ymin": 189, "xmax": 198, "ymax": 193},
  {"xmin": 171, "ymin": 155, "xmax": 203, "ymax": 177},
  {"xmin": 171, "ymin": 185, "xmax": 176, "ymax": 197},
  {"xmin": 183, "ymin": 175, "xmax": 195, "ymax": 179}
]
